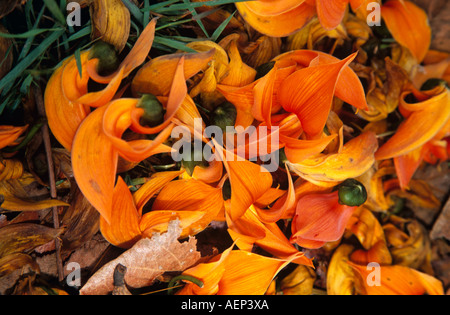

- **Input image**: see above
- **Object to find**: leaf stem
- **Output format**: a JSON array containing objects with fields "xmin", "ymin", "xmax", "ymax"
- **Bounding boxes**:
[{"xmin": 167, "ymin": 275, "xmax": 204, "ymax": 295}]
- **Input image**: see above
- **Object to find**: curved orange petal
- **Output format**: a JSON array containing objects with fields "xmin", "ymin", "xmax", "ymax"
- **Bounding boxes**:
[
  {"xmin": 273, "ymin": 50, "xmax": 368, "ymax": 111},
  {"xmin": 72, "ymin": 105, "xmax": 118, "ymax": 223},
  {"xmin": 216, "ymin": 82, "xmax": 257, "ymax": 128},
  {"xmin": 375, "ymin": 89, "xmax": 450, "ymax": 160},
  {"xmin": 393, "ymin": 146, "xmax": 427, "ymax": 190},
  {"xmin": 290, "ymin": 191, "xmax": 357, "ymax": 249},
  {"xmin": 102, "ymin": 98, "xmax": 174, "ymax": 162},
  {"xmin": 151, "ymin": 179, "xmax": 224, "ymax": 237},
  {"xmin": 60, "ymin": 52, "xmax": 90, "ymax": 102},
  {"xmin": 191, "ymin": 159, "xmax": 224, "ymax": 184},
  {"xmin": 254, "ymin": 165, "xmax": 296, "ymax": 223},
  {"xmin": 348, "ymin": 263, "xmax": 444, "ymax": 295},
  {"xmin": 139, "ymin": 210, "xmax": 206, "ymax": 237},
  {"xmin": 289, "ymin": 131, "xmax": 378, "ymax": 185},
  {"xmin": 45, "ymin": 63, "xmax": 90, "ymax": 151},
  {"xmin": 0, "ymin": 125, "xmax": 28, "ymax": 149},
  {"xmin": 236, "ymin": 0, "xmax": 316, "ymax": 37},
  {"xmin": 129, "ymin": 56, "xmax": 187, "ymax": 135},
  {"xmin": 178, "ymin": 245, "xmax": 231, "ymax": 295},
  {"xmin": 133, "ymin": 170, "xmax": 185, "ymax": 215},
  {"xmin": 75, "ymin": 67, "xmax": 125, "ymax": 108},
  {"xmin": 381, "ymin": 0, "xmax": 431, "ymax": 62},
  {"xmin": 316, "ymin": 0, "xmax": 349, "ymax": 30},
  {"xmin": 252, "ymin": 65, "xmax": 277, "ymax": 124},
  {"xmin": 278, "ymin": 53, "xmax": 357, "ymax": 137},
  {"xmin": 227, "ymin": 206, "xmax": 313, "ymax": 266},
  {"xmin": 131, "ymin": 50, "xmax": 214, "ymax": 97},
  {"xmin": 220, "ymin": 41, "xmax": 256, "ymax": 87},
  {"xmin": 218, "ymin": 250, "xmax": 301, "ymax": 295},
  {"xmin": 282, "ymin": 133, "xmax": 337, "ymax": 163},
  {"xmin": 99, "ymin": 176, "xmax": 141, "ymax": 248},
  {"xmin": 213, "ymin": 139, "xmax": 273, "ymax": 221}
]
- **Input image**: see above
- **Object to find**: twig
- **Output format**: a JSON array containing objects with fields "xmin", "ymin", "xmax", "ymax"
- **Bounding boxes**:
[{"xmin": 33, "ymin": 83, "xmax": 64, "ymax": 282}]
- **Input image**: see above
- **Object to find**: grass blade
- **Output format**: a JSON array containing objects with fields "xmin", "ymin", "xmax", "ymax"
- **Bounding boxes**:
[
  {"xmin": 0, "ymin": 28, "xmax": 65, "ymax": 94},
  {"xmin": 121, "ymin": 0, "xmax": 144, "ymax": 24},
  {"xmin": 43, "ymin": 0, "xmax": 67, "ymax": 25},
  {"xmin": 210, "ymin": 11, "xmax": 235, "ymax": 42},
  {"xmin": 153, "ymin": 36, "xmax": 197, "ymax": 53}
]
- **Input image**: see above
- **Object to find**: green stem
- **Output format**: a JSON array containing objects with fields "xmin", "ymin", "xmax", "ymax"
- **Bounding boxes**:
[{"xmin": 167, "ymin": 275, "xmax": 204, "ymax": 295}]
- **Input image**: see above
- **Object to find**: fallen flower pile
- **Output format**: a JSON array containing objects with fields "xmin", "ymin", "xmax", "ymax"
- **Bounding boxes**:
[{"xmin": 0, "ymin": 0, "xmax": 449, "ymax": 295}]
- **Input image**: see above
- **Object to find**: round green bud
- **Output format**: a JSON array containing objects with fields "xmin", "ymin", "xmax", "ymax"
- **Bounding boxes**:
[
  {"xmin": 136, "ymin": 94, "xmax": 165, "ymax": 127},
  {"xmin": 338, "ymin": 178, "xmax": 367, "ymax": 207},
  {"xmin": 211, "ymin": 102, "xmax": 237, "ymax": 132},
  {"xmin": 89, "ymin": 41, "xmax": 120, "ymax": 75}
]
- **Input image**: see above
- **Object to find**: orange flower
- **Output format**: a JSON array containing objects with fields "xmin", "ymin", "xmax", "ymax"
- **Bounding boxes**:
[
  {"xmin": 177, "ymin": 245, "xmax": 303, "ymax": 295},
  {"xmin": 375, "ymin": 87, "xmax": 450, "ymax": 189},
  {"xmin": 71, "ymin": 57, "xmax": 187, "ymax": 223},
  {"xmin": 290, "ymin": 191, "xmax": 358, "ymax": 249},
  {"xmin": 236, "ymin": 0, "xmax": 364, "ymax": 37},
  {"xmin": 217, "ymin": 50, "xmax": 368, "ymax": 167},
  {"xmin": 99, "ymin": 172, "xmax": 224, "ymax": 248},
  {"xmin": 381, "ymin": 0, "xmax": 431, "ymax": 63},
  {"xmin": 0, "ymin": 125, "xmax": 28, "ymax": 150},
  {"xmin": 45, "ymin": 19, "xmax": 157, "ymax": 150},
  {"xmin": 348, "ymin": 263, "xmax": 444, "ymax": 295}
]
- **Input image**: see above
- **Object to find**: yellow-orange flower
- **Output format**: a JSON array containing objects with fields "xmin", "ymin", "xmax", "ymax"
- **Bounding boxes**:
[
  {"xmin": 381, "ymin": 0, "xmax": 431, "ymax": 63},
  {"xmin": 176, "ymin": 245, "xmax": 303, "ymax": 295},
  {"xmin": 236, "ymin": 0, "xmax": 364, "ymax": 37},
  {"xmin": 0, "ymin": 125, "xmax": 28, "ymax": 150}
]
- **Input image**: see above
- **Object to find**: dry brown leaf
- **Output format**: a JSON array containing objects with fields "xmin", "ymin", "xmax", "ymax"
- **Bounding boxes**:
[
  {"xmin": 79, "ymin": 220, "xmax": 201, "ymax": 295},
  {"xmin": 0, "ymin": 25, "xmax": 13, "ymax": 79},
  {"xmin": 60, "ymin": 189, "xmax": 100, "ymax": 252},
  {"xmin": 411, "ymin": 0, "xmax": 450, "ymax": 52},
  {"xmin": 0, "ymin": 0, "xmax": 27, "ymax": 19},
  {"xmin": 0, "ymin": 172, "xmax": 69, "ymax": 211},
  {"xmin": 431, "ymin": 197, "xmax": 450, "ymax": 241},
  {"xmin": 0, "ymin": 223, "xmax": 64, "ymax": 259}
]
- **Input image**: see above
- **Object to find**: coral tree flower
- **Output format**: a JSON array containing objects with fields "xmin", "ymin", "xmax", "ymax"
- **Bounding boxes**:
[
  {"xmin": 99, "ymin": 171, "xmax": 224, "ymax": 248},
  {"xmin": 236, "ymin": 0, "xmax": 364, "ymax": 37},
  {"xmin": 217, "ymin": 50, "xmax": 370, "ymax": 173},
  {"xmin": 290, "ymin": 179, "xmax": 367, "ymax": 249},
  {"xmin": 45, "ymin": 19, "xmax": 157, "ymax": 151},
  {"xmin": 348, "ymin": 263, "xmax": 444, "ymax": 295},
  {"xmin": 71, "ymin": 55, "xmax": 188, "ymax": 224},
  {"xmin": 381, "ymin": 0, "xmax": 431, "ymax": 63},
  {"xmin": 176, "ymin": 245, "xmax": 302, "ymax": 295},
  {"xmin": 375, "ymin": 86, "xmax": 450, "ymax": 189},
  {"xmin": 0, "ymin": 125, "xmax": 28, "ymax": 150}
]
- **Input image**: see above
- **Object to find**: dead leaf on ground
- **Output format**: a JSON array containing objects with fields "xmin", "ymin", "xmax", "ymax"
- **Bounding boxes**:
[
  {"xmin": 0, "ymin": 223, "xmax": 64, "ymax": 258},
  {"xmin": 431, "ymin": 197, "xmax": 450, "ymax": 241},
  {"xmin": 0, "ymin": 0, "xmax": 28, "ymax": 19},
  {"xmin": 412, "ymin": 0, "xmax": 450, "ymax": 52},
  {"xmin": 0, "ymin": 25, "xmax": 13, "ymax": 79},
  {"xmin": 60, "ymin": 189, "xmax": 100, "ymax": 253},
  {"xmin": 79, "ymin": 220, "xmax": 201, "ymax": 295}
]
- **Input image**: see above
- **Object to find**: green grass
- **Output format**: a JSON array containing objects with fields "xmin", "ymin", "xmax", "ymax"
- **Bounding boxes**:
[{"xmin": 0, "ymin": 0, "xmax": 240, "ymax": 119}]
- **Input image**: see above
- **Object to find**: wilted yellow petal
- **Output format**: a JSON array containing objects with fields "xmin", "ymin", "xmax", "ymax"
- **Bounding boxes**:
[
  {"xmin": 327, "ymin": 244, "xmax": 356, "ymax": 295},
  {"xmin": 279, "ymin": 265, "xmax": 316, "ymax": 295},
  {"xmin": 288, "ymin": 132, "xmax": 378, "ymax": 186},
  {"xmin": 90, "ymin": 0, "xmax": 130, "ymax": 52}
]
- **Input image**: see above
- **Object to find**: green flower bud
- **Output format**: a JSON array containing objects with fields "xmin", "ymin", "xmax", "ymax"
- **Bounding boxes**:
[
  {"xmin": 89, "ymin": 41, "xmax": 119, "ymax": 75},
  {"xmin": 136, "ymin": 94, "xmax": 165, "ymax": 127},
  {"xmin": 338, "ymin": 179, "xmax": 367, "ymax": 207},
  {"xmin": 211, "ymin": 102, "xmax": 237, "ymax": 132}
]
